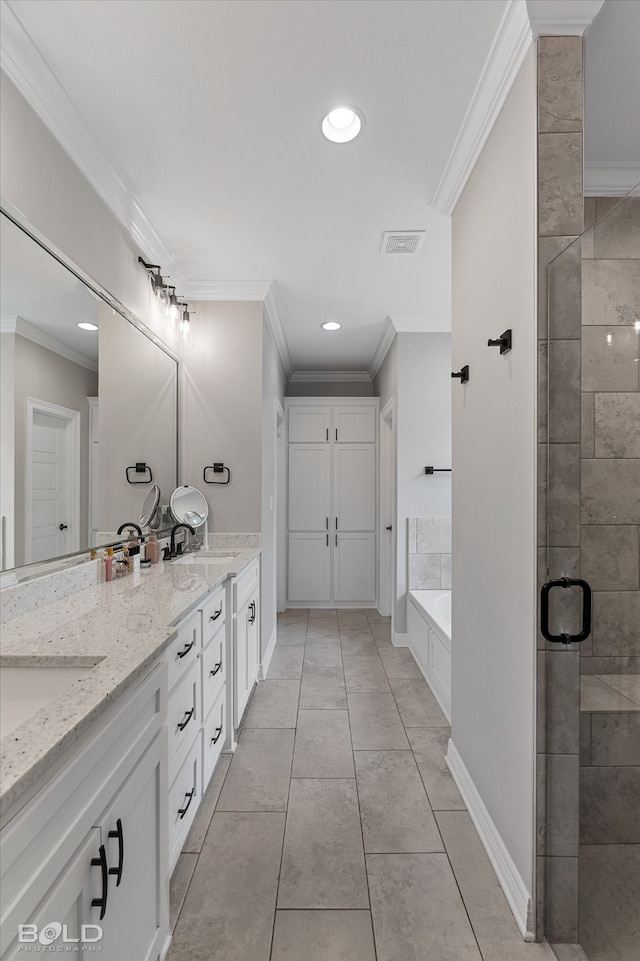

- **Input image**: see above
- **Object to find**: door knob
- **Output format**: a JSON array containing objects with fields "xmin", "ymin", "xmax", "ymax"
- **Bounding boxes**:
[
  {"xmin": 59, "ymin": 523, "xmax": 68, "ymax": 531},
  {"xmin": 386, "ymin": 525, "xmax": 393, "ymax": 531}
]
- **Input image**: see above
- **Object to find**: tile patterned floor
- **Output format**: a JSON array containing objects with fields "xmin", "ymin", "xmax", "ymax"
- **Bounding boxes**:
[{"xmin": 168, "ymin": 609, "xmax": 548, "ymax": 961}]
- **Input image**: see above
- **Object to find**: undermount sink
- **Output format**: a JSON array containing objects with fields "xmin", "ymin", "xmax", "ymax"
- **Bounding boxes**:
[
  {"xmin": 173, "ymin": 551, "xmax": 239, "ymax": 565},
  {"xmin": 0, "ymin": 664, "xmax": 94, "ymax": 738}
]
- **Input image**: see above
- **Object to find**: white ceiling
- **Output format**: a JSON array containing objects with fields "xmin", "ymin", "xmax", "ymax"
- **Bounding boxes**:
[
  {"xmin": 2, "ymin": 0, "xmax": 636, "ymax": 373},
  {"xmin": 3, "ymin": 0, "xmax": 509, "ymax": 371}
]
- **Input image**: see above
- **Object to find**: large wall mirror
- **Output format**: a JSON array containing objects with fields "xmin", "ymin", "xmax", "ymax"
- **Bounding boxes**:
[{"xmin": 0, "ymin": 210, "xmax": 178, "ymax": 575}]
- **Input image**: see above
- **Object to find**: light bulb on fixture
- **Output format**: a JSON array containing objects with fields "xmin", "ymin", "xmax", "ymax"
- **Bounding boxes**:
[{"xmin": 167, "ymin": 287, "xmax": 181, "ymax": 323}]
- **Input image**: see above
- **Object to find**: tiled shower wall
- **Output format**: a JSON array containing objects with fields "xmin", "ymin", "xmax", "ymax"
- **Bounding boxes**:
[
  {"xmin": 578, "ymin": 197, "xmax": 640, "ymax": 862},
  {"xmin": 535, "ymin": 35, "xmax": 584, "ymax": 943},
  {"xmin": 407, "ymin": 517, "xmax": 451, "ymax": 590}
]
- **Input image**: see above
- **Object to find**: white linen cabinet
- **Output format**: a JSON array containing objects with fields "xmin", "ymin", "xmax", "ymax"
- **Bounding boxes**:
[{"xmin": 286, "ymin": 398, "xmax": 378, "ymax": 606}]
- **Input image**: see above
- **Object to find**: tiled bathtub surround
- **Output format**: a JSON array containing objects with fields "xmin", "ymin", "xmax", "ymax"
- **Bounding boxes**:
[{"xmin": 407, "ymin": 517, "xmax": 451, "ymax": 590}]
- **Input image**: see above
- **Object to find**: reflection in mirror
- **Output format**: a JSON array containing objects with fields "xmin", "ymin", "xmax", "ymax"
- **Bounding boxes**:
[
  {"xmin": 0, "ymin": 210, "xmax": 178, "ymax": 575},
  {"xmin": 140, "ymin": 485, "xmax": 161, "ymax": 529},
  {"xmin": 169, "ymin": 486, "xmax": 209, "ymax": 529}
]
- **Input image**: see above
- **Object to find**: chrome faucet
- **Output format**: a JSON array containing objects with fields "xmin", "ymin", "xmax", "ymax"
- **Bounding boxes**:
[{"xmin": 165, "ymin": 523, "xmax": 196, "ymax": 560}]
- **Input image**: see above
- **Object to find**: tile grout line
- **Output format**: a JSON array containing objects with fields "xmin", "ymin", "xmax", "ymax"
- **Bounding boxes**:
[
  {"xmin": 342, "ymin": 617, "xmax": 379, "ymax": 961},
  {"xmin": 267, "ymin": 610, "xmax": 309, "ymax": 961},
  {"xmin": 381, "ymin": 634, "xmax": 488, "ymax": 961}
]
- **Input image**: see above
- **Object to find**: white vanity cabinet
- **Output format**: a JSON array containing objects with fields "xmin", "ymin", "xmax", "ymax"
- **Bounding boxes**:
[
  {"xmin": 231, "ymin": 558, "xmax": 260, "ymax": 730},
  {"xmin": 0, "ymin": 664, "xmax": 168, "ymax": 961},
  {"xmin": 199, "ymin": 585, "xmax": 228, "ymax": 792}
]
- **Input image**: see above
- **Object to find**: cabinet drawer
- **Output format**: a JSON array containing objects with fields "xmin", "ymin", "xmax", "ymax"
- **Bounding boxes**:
[
  {"xmin": 168, "ymin": 659, "xmax": 200, "ymax": 774},
  {"xmin": 202, "ymin": 630, "xmax": 225, "ymax": 717},
  {"xmin": 201, "ymin": 586, "xmax": 225, "ymax": 647},
  {"xmin": 169, "ymin": 736, "xmax": 200, "ymax": 870},
  {"xmin": 202, "ymin": 687, "xmax": 226, "ymax": 790},
  {"xmin": 167, "ymin": 610, "xmax": 200, "ymax": 690},
  {"xmin": 233, "ymin": 557, "xmax": 259, "ymax": 612}
]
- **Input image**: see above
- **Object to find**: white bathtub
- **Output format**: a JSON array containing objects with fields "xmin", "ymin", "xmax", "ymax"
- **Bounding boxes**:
[{"xmin": 407, "ymin": 589, "xmax": 452, "ymax": 722}]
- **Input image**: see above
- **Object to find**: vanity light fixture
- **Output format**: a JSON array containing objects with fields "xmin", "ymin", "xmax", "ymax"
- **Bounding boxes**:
[
  {"xmin": 321, "ymin": 106, "xmax": 364, "ymax": 144},
  {"xmin": 77, "ymin": 322, "xmax": 98, "ymax": 331},
  {"xmin": 138, "ymin": 257, "xmax": 167, "ymax": 301},
  {"xmin": 167, "ymin": 287, "xmax": 181, "ymax": 323},
  {"xmin": 321, "ymin": 321, "xmax": 341, "ymax": 331}
]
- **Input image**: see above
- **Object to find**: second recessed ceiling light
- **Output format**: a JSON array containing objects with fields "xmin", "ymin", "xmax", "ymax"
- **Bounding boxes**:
[{"xmin": 321, "ymin": 322, "xmax": 342, "ymax": 331}]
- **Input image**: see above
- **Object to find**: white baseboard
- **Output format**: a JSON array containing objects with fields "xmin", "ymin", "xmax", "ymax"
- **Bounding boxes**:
[
  {"xmin": 446, "ymin": 739, "xmax": 534, "ymax": 941},
  {"xmin": 259, "ymin": 627, "xmax": 277, "ymax": 679},
  {"xmin": 392, "ymin": 631, "xmax": 409, "ymax": 647}
]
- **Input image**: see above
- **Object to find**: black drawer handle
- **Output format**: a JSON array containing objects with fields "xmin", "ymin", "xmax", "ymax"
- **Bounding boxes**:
[
  {"xmin": 178, "ymin": 707, "xmax": 195, "ymax": 731},
  {"xmin": 91, "ymin": 844, "xmax": 108, "ymax": 920},
  {"xmin": 541, "ymin": 577, "xmax": 592, "ymax": 644},
  {"xmin": 209, "ymin": 661, "xmax": 222, "ymax": 677},
  {"xmin": 177, "ymin": 640, "xmax": 195, "ymax": 659},
  {"xmin": 108, "ymin": 818, "xmax": 124, "ymax": 887},
  {"xmin": 211, "ymin": 725, "xmax": 223, "ymax": 745},
  {"xmin": 209, "ymin": 605, "xmax": 222, "ymax": 622},
  {"xmin": 248, "ymin": 601, "xmax": 256, "ymax": 624},
  {"xmin": 178, "ymin": 788, "xmax": 195, "ymax": 819}
]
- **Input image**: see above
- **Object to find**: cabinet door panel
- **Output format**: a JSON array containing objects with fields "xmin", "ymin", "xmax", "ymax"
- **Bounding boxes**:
[
  {"xmin": 334, "ymin": 533, "xmax": 376, "ymax": 602},
  {"xmin": 288, "ymin": 445, "xmax": 331, "ymax": 531},
  {"xmin": 288, "ymin": 406, "xmax": 331, "ymax": 442},
  {"xmin": 234, "ymin": 604, "xmax": 250, "ymax": 728},
  {"xmin": 334, "ymin": 445, "xmax": 376, "ymax": 531},
  {"xmin": 98, "ymin": 734, "xmax": 165, "ymax": 961},
  {"xmin": 333, "ymin": 407, "xmax": 376, "ymax": 442},
  {"xmin": 288, "ymin": 533, "xmax": 331, "ymax": 602}
]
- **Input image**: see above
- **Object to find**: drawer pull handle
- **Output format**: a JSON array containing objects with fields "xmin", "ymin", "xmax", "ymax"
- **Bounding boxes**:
[
  {"xmin": 210, "ymin": 606, "xmax": 222, "ymax": 622},
  {"xmin": 248, "ymin": 600, "xmax": 257, "ymax": 624},
  {"xmin": 177, "ymin": 640, "xmax": 195, "ymax": 659},
  {"xmin": 209, "ymin": 661, "xmax": 222, "ymax": 677},
  {"xmin": 107, "ymin": 818, "xmax": 124, "ymax": 887},
  {"xmin": 178, "ymin": 788, "xmax": 195, "ymax": 819},
  {"xmin": 211, "ymin": 725, "xmax": 223, "ymax": 745},
  {"xmin": 178, "ymin": 708, "xmax": 195, "ymax": 731},
  {"xmin": 91, "ymin": 844, "xmax": 109, "ymax": 920}
]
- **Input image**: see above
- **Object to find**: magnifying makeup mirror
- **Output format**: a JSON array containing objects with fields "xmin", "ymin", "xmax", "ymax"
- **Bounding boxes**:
[
  {"xmin": 139, "ymin": 485, "xmax": 161, "ymax": 528},
  {"xmin": 169, "ymin": 486, "xmax": 209, "ymax": 528}
]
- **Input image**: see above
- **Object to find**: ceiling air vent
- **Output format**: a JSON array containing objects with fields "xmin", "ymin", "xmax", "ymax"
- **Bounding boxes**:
[{"xmin": 381, "ymin": 230, "xmax": 426, "ymax": 255}]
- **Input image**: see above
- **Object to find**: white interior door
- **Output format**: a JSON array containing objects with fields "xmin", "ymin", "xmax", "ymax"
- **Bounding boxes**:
[{"xmin": 26, "ymin": 399, "xmax": 80, "ymax": 563}]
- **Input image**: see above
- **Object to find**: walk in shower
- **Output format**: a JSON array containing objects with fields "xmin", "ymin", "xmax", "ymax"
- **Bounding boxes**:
[{"xmin": 540, "ymin": 189, "xmax": 640, "ymax": 960}]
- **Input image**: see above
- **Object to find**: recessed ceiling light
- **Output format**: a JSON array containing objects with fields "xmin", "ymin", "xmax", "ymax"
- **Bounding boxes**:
[
  {"xmin": 321, "ymin": 321, "xmax": 342, "ymax": 331},
  {"xmin": 77, "ymin": 322, "xmax": 98, "ymax": 331},
  {"xmin": 321, "ymin": 106, "xmax": 363, "ymax": 144}
]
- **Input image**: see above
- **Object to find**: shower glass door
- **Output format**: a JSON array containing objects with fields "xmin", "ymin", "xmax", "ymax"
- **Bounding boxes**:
[{"xmin": 542, "ymin": 188, "xmax": 640, "ymax": 960}]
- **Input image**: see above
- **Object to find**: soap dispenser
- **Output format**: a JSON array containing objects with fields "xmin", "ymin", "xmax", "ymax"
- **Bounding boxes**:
[{"xmin": 146, "ymin": 532, "xmax": 160, "ymax": 564}]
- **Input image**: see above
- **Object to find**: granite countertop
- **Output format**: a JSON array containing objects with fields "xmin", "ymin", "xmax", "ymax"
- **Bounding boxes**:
[{"xmin": 0, "ymin": 548, "xmax": 259, "ymax": 817}]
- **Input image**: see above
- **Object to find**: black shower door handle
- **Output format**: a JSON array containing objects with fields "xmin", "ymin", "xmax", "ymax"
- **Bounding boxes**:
[{"xmin": 540, "ymin": 577, "xmax": 592, "ymax": 644}]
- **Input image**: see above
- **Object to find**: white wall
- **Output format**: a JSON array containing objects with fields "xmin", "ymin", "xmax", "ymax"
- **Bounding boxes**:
[
  {"xmin": 396, "ymin": 333, "xmax": 452, "ymax": 633},
  {"xmin": 261, "ymin": 321, "xmax": 287, "ymax": 656},
  {"xmin": 0, "ymin": 74, "xmax": 177, "ymax": 351},
  {"xmin": 0, "ymin": 332, "xmax": 16, "ymax": 569},
  {"xmin": 451, "ymin": 47, "xmax": 537, "ymax": 905},
  {"xmin": 179, "ymin": 301, "xmax": 263, "ymax": 533},
  {"xmin": 287, "ymin": 381, "xmax": 374, "ymax": 397},
  {"xmin": 374, "ymin": 333, "xmax": 452, "ymax": 636}
]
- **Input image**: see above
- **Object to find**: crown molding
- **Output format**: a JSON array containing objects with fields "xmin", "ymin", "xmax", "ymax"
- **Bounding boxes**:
[
  {"xmin": 369, "ymin": 319, "xmax": 397, "ymax": 380},
  {"xmin": 1, "ymin": 316, "xmax": 98, "ymax": 371},
  {"xmin": 289, "ymin": 370, "xmax": 372, "ymax": 384},
  {"xmin": 525, "ymin": 0, "xmax": 605, "ymax": 37},
  {"xmin": 430, "ymin": 0, "xmax": 532, "ymax": 217},
  {"xmin": 184, "ymin": 279, "xmax": 273, "ymax": 301},
  {"xmin": 263, "ymin": 282, "xmax": 293, "ymax": 379},
  {"xmin": 584, "ymin": 162, "xmax": 640, "ymax": 197},
  {"xmin": 390, "ymin": 317, "xmax": 452, "ymax": 333},
  {"xmin": 0, "ymin": 0, "xmax": 188, "ymax": 289}
]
